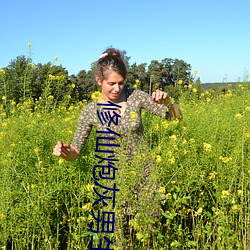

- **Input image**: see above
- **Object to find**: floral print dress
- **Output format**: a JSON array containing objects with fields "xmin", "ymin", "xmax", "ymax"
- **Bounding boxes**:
[{"xmin": 71, "ymin": 88, "xmax": 169, "ymax": 155}]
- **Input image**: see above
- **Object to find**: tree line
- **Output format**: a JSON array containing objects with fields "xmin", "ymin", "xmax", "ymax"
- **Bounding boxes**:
[{"xmin": 0, "ymin": 51, "xmax": 200, "ymax": 106}]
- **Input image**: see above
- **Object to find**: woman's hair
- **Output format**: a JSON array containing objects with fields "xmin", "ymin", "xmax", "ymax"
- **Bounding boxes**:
[{"xmin": 95, "ymin": 48, "xmax": 127, "ymax": 81}]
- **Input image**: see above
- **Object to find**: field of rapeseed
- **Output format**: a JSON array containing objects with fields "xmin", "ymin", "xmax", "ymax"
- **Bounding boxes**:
[{"xmin": 0, "ymin": 82, "xmax": 249, "ymax": 249}]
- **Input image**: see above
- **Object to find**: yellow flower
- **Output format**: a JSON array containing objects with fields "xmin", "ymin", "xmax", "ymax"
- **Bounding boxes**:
[
  {"xmin": 0, "ymin": 69, "xmax": 6, "ymax": 75},
  {"xmin": 195, "ymin": 207, "xmax": 203, "ymax": 216},
  {"xmin": 159, "ymin": 186, "xmax": 166, "ymax": 194},
  {"xmin": 232, "ymin": 204, "xmax": 239, "ymax": 211},
  {"xmin": 192, "ymin": 88, "xmax": 197, "ymax": 93},
  {"xmin": 31, "ymin": 184, "xmax": 37, "ymax": 189},
  {"xmin": 178, "ymin": 79, "xmax": 183, "ymax": 85},
  {"xmin": 234, "ymin": 113, "xmax": 242, "ymax": 120},
  {"xmin": 219, "ymin": 156, "xmax": 232, "ymax": 164},
  {"xmin": 237, "ymin": 189, "xmax": 243, "ymax": 196},
  {"xmin": 193, "ymin": 69, "xmax": 198, "ymax": 74},
  {"xmin": 162, "ymin": 120, "xmax": 168, "ymax": 128},
  {"xmin": 203, "ymin": 142, "xmax": 212, "ymax": 152},
  {"xmin": 34, "ymin": 147, "xmax": 41, "ymax": 153},
  {"xmin": 155, "ymin": 155, "xmax": 162, "ymax": 164},
  {"xmin": 168, "ymin": 156, "xmax": 175, "ymax": 165},
  {"xmin": 28, "ymin": 42, "xmax": 32, "ymax": 47},
  {"xmin": 135, "ymin": 79, "xmax": 140, "ymax": 83},
  {"xmin": 222, "ymin": 190, "xmax": 230, "ymax": 197},
  {"xmin": 245, "ymin": 106, "xmax": 250, "ymax": 112},
  {"xmin": 133, "ymin": 84, "xmax": 138, "ymax": 89},
  {"xmin": 130, "ymin": 111, "xmax": 138, "ymax": 121},
  {"xmin": 0, "ymin": 213, "xmax": 5, "ymax": 221},
  {"xmin": 165, "ymin": 193, "xmax": 172, "ymax": 199},
  {"xmin": 169, "ymin": 134, "xmax": 177, "ymax": 141},
  {"xmin": 86, "ymin": 184, "xmax": 94, "ymax": 192},
  {"xmin": 2, "ymin": 96, "xmax": 6, "ymax": 100},
  {"xmin": 91, "ymin": 91, "xmax": 103, "ymax": 101},
  {"xmin": 208, "ymin": 171, "xmax": 217, "ymax": 180},
  {"xmin": 188, "ymin": 84, "xmax": 193, "ymax": 89},
  {"xmin": 71, "ymin": 83, "xmax": 75, "ymax": 89},
  {"xmin": 54, "ymin": 56, "xmax": 58, "ymax": 62}
]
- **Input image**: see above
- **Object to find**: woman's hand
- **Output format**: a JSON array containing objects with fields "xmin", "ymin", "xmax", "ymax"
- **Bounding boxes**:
[
  {"xmin": 152, "ymin": 91, "xmax": 171, "ymax": 105},
  {"xmin": 53, "ymin": 141, "xmax": 80, "ymax": 161}
]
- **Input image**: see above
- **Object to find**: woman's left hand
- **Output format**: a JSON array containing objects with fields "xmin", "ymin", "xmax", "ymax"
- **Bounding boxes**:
[{"xmin": 152, "ymin": 91, "xmax": 171, "ymax": 104}]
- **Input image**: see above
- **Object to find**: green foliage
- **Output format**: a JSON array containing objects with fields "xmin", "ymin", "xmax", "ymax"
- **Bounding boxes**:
[{"xmin": 0, "ymin": 82, "xmax": 250, "ymax": 249}]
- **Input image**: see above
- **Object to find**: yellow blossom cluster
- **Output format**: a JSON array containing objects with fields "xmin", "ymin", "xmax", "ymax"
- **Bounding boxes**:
[
  {"xmin": 91, "ymin": 91, "xmax": 103, "ymax": 101},
  {"xmin": 48, "ymin": 74, "xmax": 66, "ymax": 81}
]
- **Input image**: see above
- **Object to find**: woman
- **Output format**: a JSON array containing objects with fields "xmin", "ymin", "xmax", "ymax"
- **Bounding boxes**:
[
  {"xmin": 53, "ymin": 48, "xmax": 182, "ymax": 247},
  {"xmin": 53, "ymin": 48, "xmax": 182, "ymax": 159}
]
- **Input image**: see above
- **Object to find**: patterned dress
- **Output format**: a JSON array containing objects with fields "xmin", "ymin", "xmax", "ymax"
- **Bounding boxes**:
[{"xmin": 71, "ymin": 88, "xmax": 169, "ymax": 155}]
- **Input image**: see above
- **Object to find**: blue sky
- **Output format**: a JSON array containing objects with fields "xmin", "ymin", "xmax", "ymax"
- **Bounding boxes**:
[{"xmin": 1, "ymin": 0, "xmax": 250, "ymax": 83}]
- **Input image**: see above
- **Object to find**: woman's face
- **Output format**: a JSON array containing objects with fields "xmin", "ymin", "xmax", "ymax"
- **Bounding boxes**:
[{"xmin": 96, "ymin": 71, "xmax": 125, "ymax": 102}]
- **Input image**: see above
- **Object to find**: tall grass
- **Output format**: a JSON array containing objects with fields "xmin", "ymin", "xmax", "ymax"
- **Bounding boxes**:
[{"xmin": 0, "ymin": 83, "xmax": 249, "ymax": 249}]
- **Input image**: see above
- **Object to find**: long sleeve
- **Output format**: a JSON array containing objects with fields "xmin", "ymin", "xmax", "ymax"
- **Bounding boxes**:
[
  {"xmin": 71, "ymin": 102, "xmax": 95, "ymax": 152},
  {"xmin": 135, "ymin": 90, "xmax": 169, "ymax": 118}
]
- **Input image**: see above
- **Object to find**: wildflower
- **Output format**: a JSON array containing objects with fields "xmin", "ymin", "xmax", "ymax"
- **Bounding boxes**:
[
  {"xmin": 71, "ymin": 83, "xmax": 75, "ymax": 89},
  {"xmin": 162, "ymin": 120, "xmax": 168, "ymax": 128},
  {"xmin": 222, "ymin": 190, "xmax": 230, "ymax": 197},
  {"xmin": 245, "ymin": 106, "xmax": 250, "ymax": 112},
  {"xmin": 58, "ymin": 158, "xmax": 64, "ymax": 165},
  {"xmin": 178, "ymin": 79, "xmax": 183, "ymax": 85},
  {"xmin": 159, "ymin": 186, "xmax": 166, "ymax": 194},
  {"xmin": 130, "ymin": 171, "xmax": 136, "ymax": 176},
  {"xmin": 170, "ymin": 180, "xmax": 176, "ymax": 184},
  {"xmin": 154, "ymin": 123, "xmax": 159, "ymax": 131},
  {"xmin": 245, "ymin": 132, "xmax": 250, "ymax": 138},
  {"xmin": 193, "ymin": 69, "xmax": 198, "ymax": 74},
  {"xmin": 54, "ymin": 56, "xmax": 58, "ymax": 61},
  {"xmin": 189, "ymin": 138, "xmax": 195, "ymax": 144},
  {"xmin": 195, "ymin": 207, "xmax": 203, "ymax": 216},
  {"xmin": 48, "ymin": 95, "xmax": 54, "ymax": 100},
  {"xmin": 234, "ymin": 113, "xmax": 242, "ymax": 120},
  {"xmin": 208, "ymin": 171, "xmax": 217, "ymax": 180},
  {"xmin": 130, "ymin": 111, "xmax": 138, "ymax": 121},
  {"xmin": 86, "ymin": 184, "xmax": 94, "ymax": 192},
  {"xmin": 192, "ymin": 88, "xmax": 197, "ymax": 93},
  {"xmin": 219, "ymin": 156, "xmax": 232, "ymax": 164},
  {"xmin": 135, "ymin": 79, "xmax": 140, "ymax": 83},
  {"xmin": 133, "ymin": 84, "xmax": 138, "ymax": 89},
  {"xmin": 188, "ymin": 84, "xmax": 193, "ymax": 89},
  {"xmin": 203, "ymin": 142, "xmax": 212, "ymax": 152},
  {"xmin": 165, "ymin": 193, "xmax": 172, "ymax": 199},
  {"xmin": 48, "ymin": 74, "xmax": 55, "ymax": 80},
  {"xmin": 155, "ymin": 155, "xmax": 162, "ymax": 164},
  {"xmin": 168, "ymin": 156, "xmax": 176, "ymax": 165},
  {"xmin": 237, "ymin": 189, "xmax": 243, "ymax": 196},
  {"xmin": 232, "ymin": 204, "xmax": 239, "ymax": 211},
  {"xmin": 34, "ymin": 147, "xmax": 41, "ymax": 153},
  {"xmin": 10, "ymin": 100, "xmax": 16, "ymax": 106},
  {"xmin": 0, "ymin": 69, "xmax": 6, "ymax": 75},
  {"xmin": 91, "ymin": 91, "xmax": 103, "ymax": 101},
  {"xmin": 31, "ymin": 63, "xmax": 36, "ymax": 69},
  {"xmin": 31, "ymin": 184, "xmax": 37, "ymax": 189},
  {"xmin": 28, "ymin": 42, "xmax": 32, "ymax": 47},
  {"xmin": 2, "ymin": 96, "xmax": 6, "ymax": 100},
  {"xmin": 182, "ymin": 138, "xmax": 187, "ymax": 145},
  {"xmin": 171, "ymin": 119, "xmax": 179, "ymax": 126},
  {"xmin": 169, "ymin": 134, "xmax": 177, "ymax": 141},
  {"xmin": 0, "ymin": 213, "xmax": 5, "ymax": 221}
]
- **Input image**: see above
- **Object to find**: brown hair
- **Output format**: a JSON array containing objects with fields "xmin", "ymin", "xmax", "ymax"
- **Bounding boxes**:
[{"xmin": 95, "ymin": 48, "xmax": 127, "ymax": 81}]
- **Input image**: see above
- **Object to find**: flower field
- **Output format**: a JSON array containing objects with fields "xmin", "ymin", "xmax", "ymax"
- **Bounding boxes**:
[{"xmin": 0, "ymin": 83, "xmax": 249, "ymax": 249}]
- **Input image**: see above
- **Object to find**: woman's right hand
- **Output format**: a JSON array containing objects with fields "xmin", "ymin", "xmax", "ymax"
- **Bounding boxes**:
[
  {"xmin": 53, "ymin": 141, "xmax": 80, "ymax": 161},
  {"xmin": 53, "ymin": 141, "xmax": 71, "ymax": 158}
]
